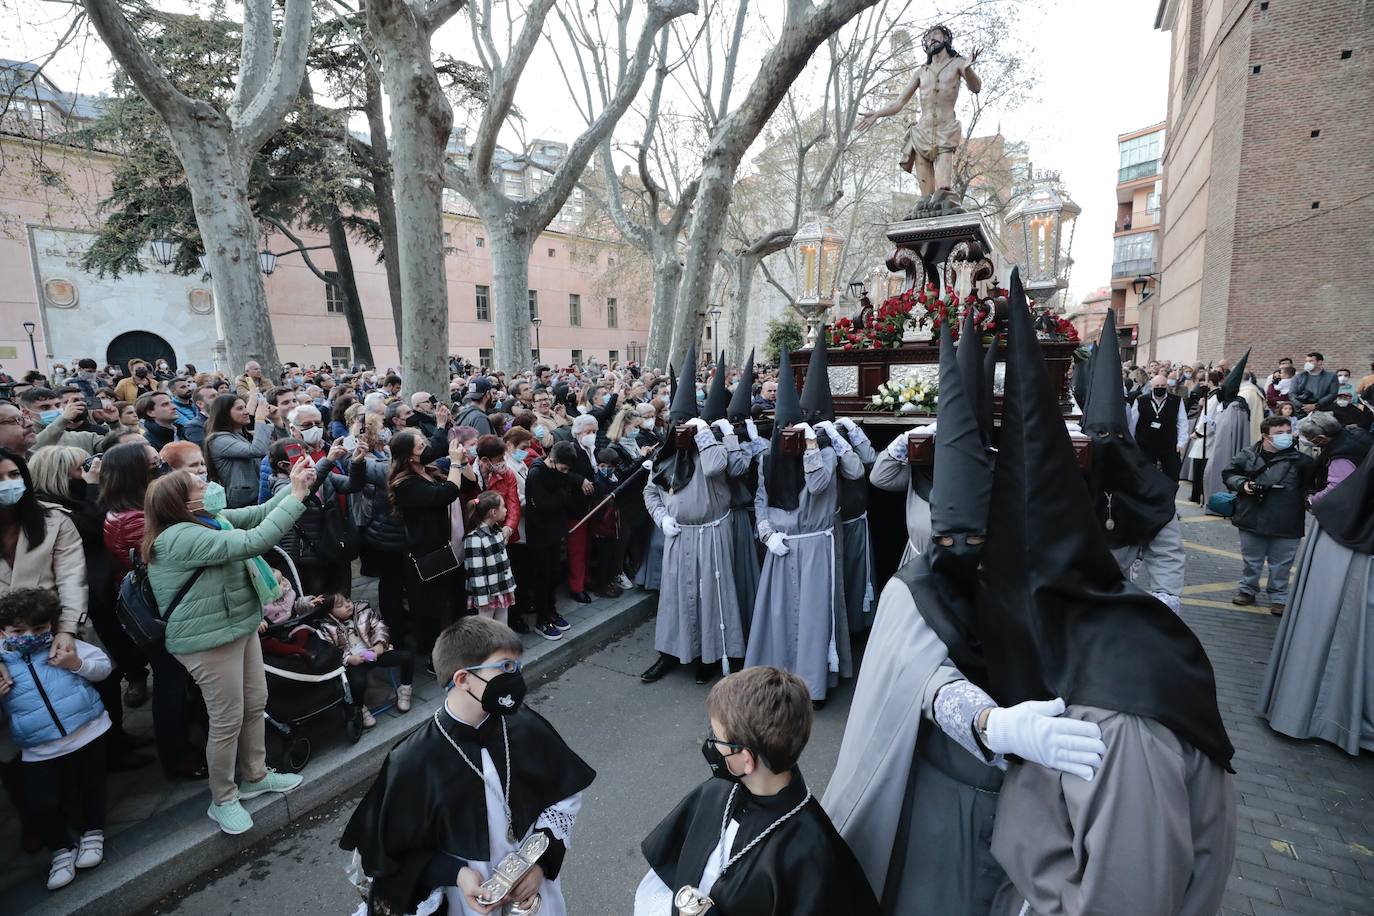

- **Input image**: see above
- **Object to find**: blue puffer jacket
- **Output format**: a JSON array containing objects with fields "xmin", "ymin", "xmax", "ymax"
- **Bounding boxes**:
[{"xmin": 0, "ymin": 646, "xmax": 104, "ymax": 748}]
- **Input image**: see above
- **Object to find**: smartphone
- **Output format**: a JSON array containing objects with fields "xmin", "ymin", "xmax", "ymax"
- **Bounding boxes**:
[
  {"xmin": 284, "ymin": 443, "xmax": 306, "ymax": 465},
  {"xmin": 342, "ymin": 436, "xmax": 358, "ymax": 451}
]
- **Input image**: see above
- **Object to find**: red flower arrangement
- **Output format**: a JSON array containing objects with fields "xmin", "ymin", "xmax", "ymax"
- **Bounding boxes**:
[{"xmin": 824, "ymin": 282, "xmax": 1076, "ymax": 349}]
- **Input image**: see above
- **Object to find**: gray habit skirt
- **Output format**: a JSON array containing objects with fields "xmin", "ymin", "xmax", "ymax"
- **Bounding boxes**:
[
  {"xmin": 841, "ymin": 514, "xmax": 876, "ymax": 633},
  {"xmin": 1257, "ymin": 522, "xmax": 1374, "ymax": 755}
]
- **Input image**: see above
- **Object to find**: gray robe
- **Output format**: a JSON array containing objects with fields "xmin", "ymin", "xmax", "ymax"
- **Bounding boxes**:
[
  {"xmin": 643, "ymin": 429, "xmax": 746, "ymax": 664},
  {"xmin": 823, "ymin": 574, "xmax": 1006, "ymax": 914},
  {"xmin": 870, "ymin": 449, "xmax": 932, "ymax": 561},
  {"xmin": 727, "ymin": 436, "xmax": 767, "ymax": 632},
  {"xmin": 1110, "ymin": 515, "xmax": 1187, "ymax": 612},
  {"xmin": 839, "ymin": 432, "xmax": 879, "ymax": 632},
  {"xmin": 1257, "ymin": 521, "xmax": 1374, "ymax": 755},
  {"xmin": 990, "ymin": 705, "xmax": 1236, "ymax": 916},
  {"xmin": 1202, "ymin": 401, "xmax": 1251, "ymax": 511},
  {"xmin": 746, "ymin": 445, "xmax": 851, "ymax": 700}
]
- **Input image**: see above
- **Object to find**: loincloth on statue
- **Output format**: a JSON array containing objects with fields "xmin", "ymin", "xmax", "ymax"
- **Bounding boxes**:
[{"xmin": 901, "ymin": 118, "xmax": 963, "ymax": 172}]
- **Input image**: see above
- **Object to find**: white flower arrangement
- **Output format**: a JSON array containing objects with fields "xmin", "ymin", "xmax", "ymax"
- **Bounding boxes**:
[{"xmin": 867, "ymin": 376, "xmax": 939, "ymax": 413}]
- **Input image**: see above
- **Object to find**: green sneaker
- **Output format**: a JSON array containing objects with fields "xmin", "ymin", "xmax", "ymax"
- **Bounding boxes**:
[
  {"xmin": 238, "ymin": 769, "xmax": 303, "ymax": 800},
  {"xmin": 207, "ymin": 799, "xmax": 253, "ymax": 835}
]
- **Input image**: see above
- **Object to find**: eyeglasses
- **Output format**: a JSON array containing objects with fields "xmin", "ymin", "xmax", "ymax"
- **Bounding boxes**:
[
  {"xmin": 0, "ymin": 415, "xmax": 33, "ymax": 427},
  {"xmin": 705, "ymin": 729, "xmax": 745, "ymax": 754},
  {"xmin": 464, "ymin": 659, "xmax": 523, "ymax": 676}
]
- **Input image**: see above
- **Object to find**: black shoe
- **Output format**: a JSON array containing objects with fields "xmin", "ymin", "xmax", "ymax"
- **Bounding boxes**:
[
  {"xmin": 108, "ymin": 746, "xmax": 155, "ymax": 772},
  {"xmin": 510, "ymin": 616, "xmax": 532, "ymax": 634},
  {"xmin": 727, "ymin": 657, "xmax": 744, "ymax": 674},
  {"xmin": 123, "ymin": 675, "xmax": 149, "ymax": 709},
  {"xmin": 1232, "ymin": 592, "xmax": 1255, "ymax": 606},
  {"xmin": 695, "ymin": 661, "xmax": 717, "ymax": 685},
  {"xmin": 571, "ymin": 591, "xmax": 594, "ymax": 604},
  {"xmin": 165, "ymin": 758, "xmax": 209, "ymax": 781},
  {"xmin": 640, "ymin": 655, "xmax": 679, "ymax": 683},
  {"xmin": 811, "ymin": 699, "xmax": 827, "ymax": 711}
]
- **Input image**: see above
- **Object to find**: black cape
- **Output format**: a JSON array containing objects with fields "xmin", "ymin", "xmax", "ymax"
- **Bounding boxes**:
[
  {"xmin": 641, "ymin": 772, "xmax": 878, "ymax": 916},
  {"xmin": 1312, "ymin": 441, "xmax": 1374, "ymax": 554},
  {"xmin": 341, "ymin": 707, "xmax": 596, "ymax": 914}
]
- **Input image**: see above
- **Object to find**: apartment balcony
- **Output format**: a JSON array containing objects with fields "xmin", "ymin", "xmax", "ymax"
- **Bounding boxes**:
[
  {"xmin": 1118, "ymin": 159, "xmax": 1161, "ymax": 184},
  {"xmin": 1111, "ymin": 256, "xmax": 1157, "ymax": 281}
]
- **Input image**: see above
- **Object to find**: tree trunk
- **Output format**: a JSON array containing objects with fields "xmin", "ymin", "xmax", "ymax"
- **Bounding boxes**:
[
  {"xmin": 369, "ymin": 0, "xmax": 454, "ymax": 397},
  {"xmin": 645, "ymin": 249, "xmax": 681, "ymax": 371},
  {"xmin": 362, "ymin": 72, "xmax": 405, "ymax": 357},
  {"xmin": 728, "ymin": 251, "xmax": 758, "ymax": 364},
  {"xmin": 485, "ymin": 217, "xmax": 534, "ymax": 372},
  {"xmin": 175, "ymin": 126, "xmax": 283, "ymax": 380},
  {"xmin": 327, "ymin": 211, "xmax": 375, "ymax": 367},
  {"xmin": 669, "ymin": 153, "xmax": 738, "ymax": 368}
]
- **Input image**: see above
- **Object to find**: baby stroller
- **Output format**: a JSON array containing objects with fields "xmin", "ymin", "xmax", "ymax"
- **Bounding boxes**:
[{"xmin": 259, "ymin": 547, "xmax": 359, "ymax": 773}]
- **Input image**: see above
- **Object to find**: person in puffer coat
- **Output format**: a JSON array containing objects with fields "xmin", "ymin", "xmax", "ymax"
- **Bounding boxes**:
[
  {"xmin": 0, "ymin": 587, "xmax": 112, "ymax": 890},
  {"xmin": 142, "ymin": 461, "xmax": 315, "ymax": 837},
  {"xmin": 358, "ymin": 452, "xmax": 410, "ymax": 650},
  {"xmin": 266, "ymin": 438, "xmax": 368, "ymax": 596}
]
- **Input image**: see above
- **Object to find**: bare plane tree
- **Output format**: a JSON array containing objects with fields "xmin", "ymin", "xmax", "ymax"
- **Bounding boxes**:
[
  {"xmin": 81, "ymin": 0, "xmax": 314, "ymax": 379},
  {"xmin": 444, "ymin": 0, "xmax": 696, "ymax": 375}
]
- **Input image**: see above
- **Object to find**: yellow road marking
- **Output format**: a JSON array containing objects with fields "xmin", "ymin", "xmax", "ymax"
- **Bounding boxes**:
[
  {"xmin": 1181, "ymin": 582, "xmax": 1236, "ymax": 595},
  {"xmin": 1270, "ymin": 840, "xmax": 1297, "ymax": 859},
  {"xmin": 1184, "ymin": 541, "xmax": 1244, "ymax": 561},
  {"xmin": 1183, "ymin": 597, "xmax": 1269, "ymax": 615},
  {"xmin": 1180, "ymin": 514, "xmax": 1224, "ymax": 523}
]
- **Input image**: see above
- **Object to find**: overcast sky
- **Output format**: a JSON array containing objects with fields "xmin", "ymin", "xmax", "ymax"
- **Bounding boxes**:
[{"xmin": 7, "ymin": 0, "xmax": 1170, "ymax": 308}]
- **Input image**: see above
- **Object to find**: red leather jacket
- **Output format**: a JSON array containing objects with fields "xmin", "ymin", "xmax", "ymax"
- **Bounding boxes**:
[
  {"xmin": 479, "ymin": 463, "xmax": 522, "ymax": 543},
  {"xmin": 103, "ymin": 509, "xmax": 146, "ymax": 577}
]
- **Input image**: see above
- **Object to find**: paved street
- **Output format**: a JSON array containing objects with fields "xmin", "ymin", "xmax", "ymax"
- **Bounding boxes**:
[{"xmin": 138, "ymin": 499, "xmax": 1374, "ymax": 916}]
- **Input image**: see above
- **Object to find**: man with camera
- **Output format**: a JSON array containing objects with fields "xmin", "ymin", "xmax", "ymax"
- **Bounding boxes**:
[{"xmin": 1222, "ymin": 416, "xmax": 1316, "ymax": 615}]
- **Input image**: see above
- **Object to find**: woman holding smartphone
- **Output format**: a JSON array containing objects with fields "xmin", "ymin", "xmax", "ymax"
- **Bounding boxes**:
[{"xmin": 204, "ymin": 393, "xmax": 272, "ymax": 509}]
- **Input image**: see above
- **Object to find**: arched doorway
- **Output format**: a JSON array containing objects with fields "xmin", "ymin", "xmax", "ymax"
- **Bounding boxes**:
[{"xmin": 106, "ymin": 331, "xmax": 176, "ymax": 374}]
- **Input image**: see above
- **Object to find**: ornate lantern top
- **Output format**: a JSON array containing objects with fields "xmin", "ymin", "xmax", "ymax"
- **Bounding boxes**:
[
  {"xmin": 1003, "ymin": 171, "xmax": 1081, "ymax": 305},
  {"xmin": 791, "ymin": 210, "xmax": 846, "ymax": 310}
]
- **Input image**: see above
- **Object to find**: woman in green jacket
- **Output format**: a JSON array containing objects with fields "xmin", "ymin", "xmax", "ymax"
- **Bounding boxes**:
[{"xmin": 141, "ymin": 458, "xmax": 316, "ymax": 836}]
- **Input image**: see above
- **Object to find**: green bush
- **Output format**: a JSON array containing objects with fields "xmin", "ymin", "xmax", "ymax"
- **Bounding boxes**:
[{"xmin": 764, "ymin": 315, "xmax": 806, "ymax": 364}]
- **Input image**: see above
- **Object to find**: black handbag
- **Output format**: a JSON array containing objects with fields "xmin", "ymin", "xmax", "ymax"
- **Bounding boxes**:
[
  {"xmin": 116, "ymin": 554, "xmax": 206, "ymax": 650},
  {"xmin": 410, "ymin": 544, "xmax": 460, "ymax": 582}
]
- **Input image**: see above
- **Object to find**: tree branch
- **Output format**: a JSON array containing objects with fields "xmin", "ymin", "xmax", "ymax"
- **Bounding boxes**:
[
  {"xmin": 234, "ymin": 0, "xmax": 315, "ymax": 155},
  {"xmin": 467, "ymin": 0, "xmax": 556, "ymax": 180},
  {"xmin": 232, "ymin": 0, "xmax": 275, "ymax": 121},
  {"xmin": 424, "ymin": 0, "xmax": 468, "ymax": 31},
  {"xmin": 80, "ymin": 0, "xmax": 194, "ymax": 125},
  {"xmin": 264, "ymin": 217, "xmax": 331, "ymax": 282}
]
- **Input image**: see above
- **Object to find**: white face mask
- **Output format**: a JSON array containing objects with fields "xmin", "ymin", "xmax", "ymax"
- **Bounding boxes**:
[
  {"xmin": 0, "ymin": 479, "xmax": 26, "ymax": 507},
  {"xmin": 1303, "ymin": 361, "xmax": 1315, "ymax": 373},
  {"xmin": 299, "ymin": 426, "xmax": 325, "ymax": 446},
  {"xmin": 579, "ymin": 433, "xmax": 596, "ymax": 449}
]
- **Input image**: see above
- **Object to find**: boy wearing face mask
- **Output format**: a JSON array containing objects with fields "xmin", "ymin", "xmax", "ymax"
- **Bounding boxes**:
[
  {"xmin": 1222, "ymin": 416, "xmax": 1317, "ymax": 614},
  {"xmin": 342, "ymin": 616, "xmax": 595, "ymax": 916},
  {"xmin": 636, "ymin": 666, "xmax": 877, "ymax": 915}
]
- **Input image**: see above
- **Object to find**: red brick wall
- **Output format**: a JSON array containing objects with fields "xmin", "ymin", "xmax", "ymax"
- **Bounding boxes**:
[{"xmin": 1222, "ymin": 0, "xmax": 1374, "ymax": 375}]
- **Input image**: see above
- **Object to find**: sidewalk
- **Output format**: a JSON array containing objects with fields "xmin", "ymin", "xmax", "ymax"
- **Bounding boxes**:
[
  {"xmin": 1173, "ymin": 497, "xmax": 1374, "ymax": 916},
  {"xmin": 3, "ymin": 580, "xmax": 657, "ymax": 916}
]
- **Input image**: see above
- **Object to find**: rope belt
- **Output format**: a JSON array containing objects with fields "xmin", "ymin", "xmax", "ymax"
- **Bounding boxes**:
[
  {"xmin": 679, "ymin": 512, "xmax": 731, "ymax": 530},
  {"xmin": 673, "ymin": 511, "xmax": 734, "ymax": 673}
]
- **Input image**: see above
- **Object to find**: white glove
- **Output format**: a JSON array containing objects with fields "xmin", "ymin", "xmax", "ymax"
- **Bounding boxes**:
[
  {"xmin": 642, "ymin": 459, "xmax": 653, "ymax": 470},
  {"xmin": 686, "ymin": 418, "xmax": 708, "ymax": 432},
  {"xmin": 984, "ymin": 698, "xmax": 1106, "ymax": 781},
  {"xmin": 660, "ymin": 516, "xmax": 681, "ymax": 538},
  {"xmin": 791, "ymin": 422, "xmax": 816, "ymax": 441},
  {"xmin": 886, "ymin": 435, "xmax": 908, "ymax": 461},
  {"xmin": 815, "ymin": 420, "xmax": 839, "ymax": 438},
  {"xmin": 712, "ymin": 419, "xmax": 733, "ymax": 435},
  {"xmin": 836, "ymin": 417, "xmax": 856, "ymax": 432},
  {"xmin": 765, "ymin": 532, "xmax": 790, "ymax": 556},
  {"xmin": 744, "ymin": 419, "xmax": 759, "ymax": 441}
]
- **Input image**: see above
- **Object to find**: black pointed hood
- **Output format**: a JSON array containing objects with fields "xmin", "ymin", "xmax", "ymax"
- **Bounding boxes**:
[
  {"xmin": 651, "ymin": 348, "xmax": 700, "ymax": 491},
  {"xmin": 798, "ymin": 336, "xmax": 835, "ymax": 423},
  {"xmin": 703, "ymin": 352, "xmax": 729, "ymax": 422},
  {"xmin": 668, "ymin": 363, "xmax": 677, "ymax": 402},
  {"xmin": 974, "ymin": 267, "xmax": 1234, "ymax": 771},
  {"xmin": 1217, "ymin": 349, "xmax": 1251, "ymax": 406},
  {"xmin": 899, "ymin": 311, "xmax": 997, "ymax": 691},
  {"xmin": 763, "ymin": 343, "xmax": 806, "ymax": 511},
  {"xmin": 1081, "ymin": 308, "xmax": 1175, "ymax": 546},
  {"xmin": 956, "ymin": 307, "xmax": 988, "ymax": 446},
  {"xmin": 979, "ymin": 326, "xmax": 999, "ymax": 445},
  {"xmin": 932, "ymin": 315, "xmax": 993, "ymax": 534},
  {"xmin": 1072, "ymin": 342, "xmax": 1096, "ymax": 416},
  {"xmin": 728, "ymin": 350, "xmax": 755, "ymax": 421},
  {"xmin": 667, "ymin": 346, "xmax": 699, "ymax": 424}
]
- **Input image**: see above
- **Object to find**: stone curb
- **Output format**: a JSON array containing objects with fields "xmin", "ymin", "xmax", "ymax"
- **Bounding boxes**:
[{"xmin": 16, "ymin": 591, "xmax": 657, "ymax": 916}]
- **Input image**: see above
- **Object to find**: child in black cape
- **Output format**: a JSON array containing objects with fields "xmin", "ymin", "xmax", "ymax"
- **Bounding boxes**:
[
  {"xmin": 634, "ymin": 666, "xmax": 877, "ymax": 915},
  {"xmin": 341, "ymin": 616, "xmax": 595, "ymax": 915}
]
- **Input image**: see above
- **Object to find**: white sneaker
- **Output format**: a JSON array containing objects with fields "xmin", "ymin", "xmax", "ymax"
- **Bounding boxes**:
[
  {"xmin": 361, "ymin": 707, "xmax": 377, "ymax": 728},
  {"xmin": 396, "ymin": 685, "xmax": 413, "ymax": 712},
  {"xmin": 616, "ymin": 573, "xmax": 633, "ymax": 590},
  {"xmin": 74, "ymin": 830, "xmax": 104, "ymax": 869},
  {"xmin": 47, "ymin": 848, "xmax": 76, "ymax": 890}
]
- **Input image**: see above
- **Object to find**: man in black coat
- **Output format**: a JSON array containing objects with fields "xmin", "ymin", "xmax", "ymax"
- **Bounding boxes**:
[
  {"xmin": 1289, "ymin": 351, "xmax": 1339, "ymax": 414},
  {"xmin": 1223, "ymin": 415, "xmax": 1316, "ymax": 615},
  {"xmin": 1127, "ymin": 373, "xmax": 1189, "ymax": 482},
  {"xmin": 524, "ymin": 442, "xmax": 595, "ymax": 637}
]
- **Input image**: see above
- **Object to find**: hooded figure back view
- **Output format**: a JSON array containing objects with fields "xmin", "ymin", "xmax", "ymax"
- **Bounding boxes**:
[
  {"xmin": 981, "ymin": 271, "xmax": 1236, "ymax": 916},
  {"xmin": 640, "ymin": 345, "xmax": 746, "ymax": 685},
  {"xmin": 746, "ymin": 343, "xmax": 853, "ymax": 702},
  {"xmin": 722, "ymin": 351, "xmax": 764, "ymax": 634},
  {"xmin": 1201, "ymin": 349, "xmax": 1254, "ymax": 511}
]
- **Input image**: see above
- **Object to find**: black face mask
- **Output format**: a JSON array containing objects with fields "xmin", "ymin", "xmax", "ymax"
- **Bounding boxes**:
[
  {"xmin": 701, "ymin": 736, "xmax": 745, "ymax": 784},
  {"xmin": 1152, "ymin": 387, "xmax": 1167, "ymax": 398},
  {"xmin": 928, "ymin": 534, "xmax": 984, "ymax": 584},
  {"xmin": 468, "ymin": 670, "xmax": 527, "ymax": 716}
]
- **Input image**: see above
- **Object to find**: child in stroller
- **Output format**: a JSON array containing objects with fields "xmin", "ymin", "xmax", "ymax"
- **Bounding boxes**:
[{"xmin": 311, "ymin": 594, "xmax": 413, "ymax": 728}]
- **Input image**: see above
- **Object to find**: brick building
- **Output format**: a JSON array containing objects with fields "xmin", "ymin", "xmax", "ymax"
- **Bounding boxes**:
[{"xmin": 1148, "ymin": 0, "xmax": 1374, "ymax": 375}]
